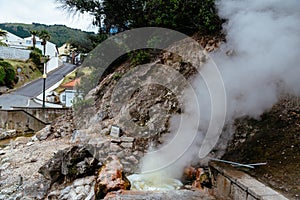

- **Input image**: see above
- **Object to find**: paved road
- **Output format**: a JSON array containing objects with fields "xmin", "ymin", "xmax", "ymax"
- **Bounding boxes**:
[{"xmin": 0, "ymin": 63, "xmax": 76, "ymax": 109}]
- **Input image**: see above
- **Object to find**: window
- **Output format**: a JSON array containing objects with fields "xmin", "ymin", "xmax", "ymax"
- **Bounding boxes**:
[{"xmin": 62, "ymin": 94, "xmax": 66, "ymax": 102}]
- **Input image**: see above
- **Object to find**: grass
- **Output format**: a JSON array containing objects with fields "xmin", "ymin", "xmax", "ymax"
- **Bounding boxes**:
[
  {"xmin": 54, "ymin": 67, "xmax": 92, "ymax": 94},
  {"xmin": 5, "ymin": 59, "xmax": 42, "ymax": 89}
]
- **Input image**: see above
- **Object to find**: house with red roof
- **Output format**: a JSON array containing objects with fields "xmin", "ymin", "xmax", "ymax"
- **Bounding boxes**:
[{"xmin": 59, "ymin": 78, "xmax": 80, "ymax": 107}]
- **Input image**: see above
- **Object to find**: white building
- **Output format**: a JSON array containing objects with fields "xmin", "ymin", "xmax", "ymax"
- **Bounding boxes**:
[
  {"xmin": 59, "ymin": 78, "xmax": 80, "ymax": 107},
  {"xmin": 1, "ymin": 32, "xmax": 26, "ymax": 49},
  {"xmin": 23, "ymin": 36, "xmax": 60, "ymax": 72},
  {"xmin": 1, "ymin": 30, "xmax": 61, "ymax": 73}
]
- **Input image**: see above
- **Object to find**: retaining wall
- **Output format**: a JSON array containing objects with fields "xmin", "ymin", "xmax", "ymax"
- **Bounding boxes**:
[
  {"xmin": 0, "ymin": 46, "xmax": 30, "ymax": 60},
  {"xmin": 0, "ymin": 109, "xmax": 47, "ymax": 133},
  {"xmin": 209, "ymin": 162, "xmax": 288, "ymax": 200},
  {"xmin": 11, "ymin": 107, "xmax": 70, "ymax": 123}
]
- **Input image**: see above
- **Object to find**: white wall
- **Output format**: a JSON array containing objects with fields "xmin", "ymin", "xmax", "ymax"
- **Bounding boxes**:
[
  {"xmin": 24, "ymin": 36, "xmax": 60, "ymax": 72},
  {"xmin": 1, "ymin": 32, "xmax": 26, "ymax": 49},
  {"xmin": 60, "ymin": 89, "xmax": 76, "ymax": 107},
  {"xmin": 0, "ymin": 46, "xmax": 30, "ymax": 60}
]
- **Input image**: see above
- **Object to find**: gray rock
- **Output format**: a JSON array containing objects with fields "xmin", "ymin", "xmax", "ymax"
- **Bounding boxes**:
[
  {"xmin": 39, "ymin": 146, "xmax": 98, "ymax": 184},
  {"xmin": 84, "ymin": 185, "xmax": 91, "ymax": 194},
  {"xmin": 75, "ymin": 193, "xmax": 85, "ymax": 200},
  {"xmin": 111, "ymin": 138, "xmax": 121, "ymax": 143},
  {"xmin": 103, "ymin": 189, "xmax": 215, "ymax": 200},
  {"xmin": 73, "ymin": 176, "xmax": 95, "ymax": 187},
  {"xmin": 0, "ymin": 162, "xmax": 10, "ymax": 170},
  {"xmin": 69, "ymin": 189, "xmax": 77, "ymax": 200},
  {"xmin": 26, "ymin": 142, "xmax": 34, "ymax": 146},
  {"xmin": 31, "ymin": 135, "xmax": 38, "ymax": 142},
  {"xmin": 120, "ymin": 142, "xmax": 133, "ymax": 149},
  {"xmin": 47, "ymin": 190, "xmax": 60, "ymax": 198},
  {"xmin": 100, "ymin": 128, "xmax": 110, "ymax": 135},
  {"xmin": 82, "ymin": 176, "xmax": 95, "ymax": 185},
  {"xmin": 125, "ymin": 155, "xmax": 139, "ymax": 164},
  {"xmin": 0, "ymin": 150, "xmax": 5, "ymax": 155},
  {"xmin": 116, "ymin": 151, "xmax": 125, "ymax": 158},
  {"xmin": 73, "ymin": 178, "xmax": 85, "ymax": 187},
  {"xmin": 75, "ymin": 186, "xmax": 85, "ymax": 194},
  {"xmin": 121, "ymin": 137, "xmax": 135, "ymax": 142},
  {"xmin": 84, "ymin": 190, "xmax": 95, "ymax": 200},
  {"xmin": 110, "ymin": 143, "xmax": 122, "ymax": 152},
  {"xmin": 59, "ymin": 186, "xmax": 71, "ymax": 198},
  {"xmin": 0, "ymin": 195, "xmax": 8, "ymax": 199},
  {"xmin": 35, "ymin": 125, "xmax": 51, "ymax": 141}
]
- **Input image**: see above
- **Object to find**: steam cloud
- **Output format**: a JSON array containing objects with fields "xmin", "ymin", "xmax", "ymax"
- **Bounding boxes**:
[{"xmin": 141, "ymin": 0, "xmax": 300, "ymax": 180}]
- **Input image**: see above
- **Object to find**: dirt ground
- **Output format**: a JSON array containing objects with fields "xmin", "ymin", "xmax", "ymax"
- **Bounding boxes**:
[{"xmin": 223, "ymin": 96, "xmax": 300, "ymax": 200}]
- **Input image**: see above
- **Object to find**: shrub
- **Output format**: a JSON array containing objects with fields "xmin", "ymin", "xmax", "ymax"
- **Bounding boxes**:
[
  {"xmin": 112, "ymin": 72, "xmax": 122, "ymax": 80},
  {"xmin": 130, "ymin": 50, "xmax": 151, "ymax": 67},
  {"xmin": 0, "ymin": 65, "xmax": 6, "ymax": 84},
  {"xmin": 29, "ymin": 50, "xmax": 43, "ymax": 72},
  {"xmin": 0, "ymin": 61, "xmax": 16, "ymax": 88}
]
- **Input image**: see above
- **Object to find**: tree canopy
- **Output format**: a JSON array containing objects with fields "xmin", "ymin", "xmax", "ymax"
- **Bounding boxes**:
[{"xmin": 56, "ymin": 0, "xmax": 222, "ymax": 35}]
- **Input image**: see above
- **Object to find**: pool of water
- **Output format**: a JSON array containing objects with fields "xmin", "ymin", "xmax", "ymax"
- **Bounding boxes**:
[
  {"xmin": 0, "ymin": 133, "xmax": 34, "ymax": 148},
  {"xmin": 127, "ymin": 174, "xmax": 183, "ymax": 191}
]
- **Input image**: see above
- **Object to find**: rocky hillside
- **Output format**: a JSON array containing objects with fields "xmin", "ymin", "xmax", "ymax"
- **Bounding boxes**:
[
  {"xmin": 1, "ymin": 29, "xmax": 298, "ymax": 199},
  {"xmin": 0, "ymin": 34, "xmax": 221, "ymax": 199}
]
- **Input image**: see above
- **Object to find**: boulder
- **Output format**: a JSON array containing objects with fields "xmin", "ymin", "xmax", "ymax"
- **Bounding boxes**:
[
  {"xmin": 39, "ymin": 145, "xmax": 99, "ymax": 184},
  {"xmin": 94, "ymin": 155, "xmax": 131, "ymax": 199},
  {"xmin": 35, "ymin": 125, "xmax": 51, "ymax": 141}
]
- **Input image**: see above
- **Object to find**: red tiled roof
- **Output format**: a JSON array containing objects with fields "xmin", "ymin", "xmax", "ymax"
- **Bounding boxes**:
[{"xmin": 61, "ymin": 78, "xmax": 80, "ymax": 89}]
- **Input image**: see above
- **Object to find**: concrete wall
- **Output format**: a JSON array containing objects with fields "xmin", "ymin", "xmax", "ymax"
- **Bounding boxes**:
[
  {"xmin": 11, "ymin": 107, "xmax": 70, "ymax": 124},
  {"xmin": 0, "ymin": 46, "xmax": 30, "ymax": 60},
  {"xmin": 0, "ymin": 109, "xmax": 47, "ymax": 133},
  {"xmin": 209, "ymin": 163, "xmax": 288, "ymax": 200}
]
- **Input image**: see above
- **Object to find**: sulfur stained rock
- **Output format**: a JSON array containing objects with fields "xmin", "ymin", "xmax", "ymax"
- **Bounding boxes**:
[{"xmin": 94, "ymin": 155, "xmax": 131, "ymax": 199}]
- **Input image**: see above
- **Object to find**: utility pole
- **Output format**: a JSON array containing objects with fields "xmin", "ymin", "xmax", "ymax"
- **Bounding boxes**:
[{"xmin": 42, "ymin": 71, "xmax": 47, "ymax": 108}]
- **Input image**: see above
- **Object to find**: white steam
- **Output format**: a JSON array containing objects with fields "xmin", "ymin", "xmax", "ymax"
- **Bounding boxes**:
[{"xmin": 141, "ymin": 0, "xmax": 300, "ymax": 181}]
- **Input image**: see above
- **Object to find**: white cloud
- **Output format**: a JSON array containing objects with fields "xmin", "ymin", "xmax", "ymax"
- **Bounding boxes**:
[{"xmin": 0, "ymin": 0, "xmax": 98, "ymax": 32}]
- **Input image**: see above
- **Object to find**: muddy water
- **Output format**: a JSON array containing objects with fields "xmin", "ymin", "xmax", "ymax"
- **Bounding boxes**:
[{"xmin": 0, "ymin": 133, "xmax": 34, "ymax": 148}]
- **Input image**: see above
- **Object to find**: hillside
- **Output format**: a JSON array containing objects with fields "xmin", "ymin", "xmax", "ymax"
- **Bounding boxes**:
[
  {"xmin": 0, "ymin": 22, "xmax": 95, "ymax": 47},
  {"xmin": 223, "ymin": 96, "xmax": 300, "ymax": 199}
]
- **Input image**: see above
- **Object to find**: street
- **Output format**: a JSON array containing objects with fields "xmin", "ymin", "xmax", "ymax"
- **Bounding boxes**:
[{"xmin": 0, "ymin": 63, "xmax": 76, "ymax": 109}]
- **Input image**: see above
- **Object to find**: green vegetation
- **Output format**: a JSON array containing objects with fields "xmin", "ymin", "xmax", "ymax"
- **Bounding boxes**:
[
  {"xmin": 29, "ymin": 48, "xmax": 43, "ymax": 72},
  {"xmin": 112, "ymin": 72, "xmax": 122, "ymax": 80},
  {"xmin": 38, "ymin": 30, "xmax": 51, "ymax": 56},
  {"xmin": 0, "ymin": 23, "xmax": 95, "ymax": 47},
  {"xmin": 29, "ymin": 30, "xmax": 38, "ymax": 49},
  {"xmin": 130, "ymin": 50, "xmax": 151, "ymax": 67},
  {"xmin": 57, "ymin": 0, "xmax": 222, "ymax": 35},
  {"xmin": 0, "ymin": 29, "xmax": 8, "ymax": 46},
  {"xmin": 2, "ymin": 59, "xmax": 42, "ymax": 89},
  {"xmin": 0, "ymin": 60, "xmax": 16, "ymax": 88}
]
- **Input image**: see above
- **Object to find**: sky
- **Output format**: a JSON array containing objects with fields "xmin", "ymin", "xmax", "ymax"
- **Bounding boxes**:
[{"xmin": 0, "ymin": 0, "xmax": 98, "ymax": 32}]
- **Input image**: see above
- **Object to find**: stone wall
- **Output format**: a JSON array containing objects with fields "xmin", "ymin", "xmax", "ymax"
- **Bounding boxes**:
[
  {"xmin": 0, "ymin": 110, "xmax": 47, "ymax": 133},
  {"xmin": 12, "ymin": 107, "xmax": 70, "ymax": 124},
  {"xmin": 209, "ymin": 163, "xmax": 288, "ymax": 200}
]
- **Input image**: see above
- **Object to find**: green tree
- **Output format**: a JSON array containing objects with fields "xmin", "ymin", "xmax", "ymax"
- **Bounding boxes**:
[
  {"xmin": 0, "ymin": 29, "xmax": 8, "ymax": 46},
  {"xmin": 0, "ymin": 61, "xmax": 16, "ymax": 88},
  {"xmin": 30, "ymin": 30, "xmax": 38, "ymax": 49},
  {"xmin": 56, "ymin": 0, "xmax": 222, "ymax": 35},
  {"xmin": 0, "ymin": 29, "xmax": 7, "ymax": 37},
  {"xmin": 38, "ymin": 30, "xmax": 51, "ymax": 56},
  {"xmin": 0, "ymin": 65, "xmax": 6, "ymax": 84}
]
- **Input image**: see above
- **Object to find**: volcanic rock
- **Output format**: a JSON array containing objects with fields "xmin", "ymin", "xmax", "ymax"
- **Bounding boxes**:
[
  {"xmin": 94, "ymin": 155, "xmax": 131, "ymax": 199},
  {"xmin": 38, "ymin": 145, "xmax": 99, "ymax": 184}
]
